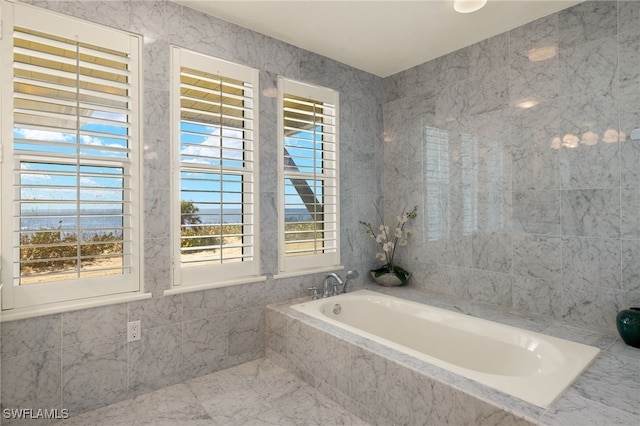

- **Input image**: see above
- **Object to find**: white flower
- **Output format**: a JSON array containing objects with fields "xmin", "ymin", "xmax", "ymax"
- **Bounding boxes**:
[
  {"xmin": 375, "ymin": 233, "xmax": 386, "ymax": 243},
  {"xmin": 382, "ymin": 241, "xmax": 394, "ymax": 252},
  {"xmin": 397, "ymin": 214, "xmax": 408, "ymax": 224},
  {"xmin": 399, "ymin": 238, "xmax": 408, "ymax": 246},
  {"xmin": 405, "ymin": 229, "xmax": 414, "ymax": 237},
  {"xmin": 376, "ymin": 252, "xmax": 386, "ymax": 261},
  {"xmin": 394, "ymin": 227, "xmax": 403, "ymax": 238}
]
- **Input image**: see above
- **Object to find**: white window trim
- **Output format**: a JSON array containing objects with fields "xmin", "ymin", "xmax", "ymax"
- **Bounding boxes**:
[
  {"xmin": 169, "ymin": 46, "xmax": 263, "ymax": 291},
  {"xmin": 0, "ymin": 1, "xmax": 145, "ymax": 313},
  {"xmin": 277, "ymin": 77, "xmax": 340, "ymax": 275}
]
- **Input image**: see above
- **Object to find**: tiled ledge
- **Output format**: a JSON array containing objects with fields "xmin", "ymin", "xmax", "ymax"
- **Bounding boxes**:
[{"xmin": 265, "ymin": 285, "xmax": 639, "ymax": 425}]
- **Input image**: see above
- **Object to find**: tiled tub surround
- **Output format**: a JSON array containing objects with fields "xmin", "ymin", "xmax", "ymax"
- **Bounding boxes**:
[
  {"xmin": 290, "ymin": 290, "xmax": 600, "ymax": 408},
  {"xmin": 382, "ymin": 0, "xmax": 640, "ymax": 332},
  {"xmin": 266, "ymin": 285, "xmax": 639, "ymax": 426}
]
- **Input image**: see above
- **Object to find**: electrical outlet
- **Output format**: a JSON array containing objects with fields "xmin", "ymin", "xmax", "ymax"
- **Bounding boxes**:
[{"xmin": 127, "ymin": 320, "xmax": 141, "ymax": 342}]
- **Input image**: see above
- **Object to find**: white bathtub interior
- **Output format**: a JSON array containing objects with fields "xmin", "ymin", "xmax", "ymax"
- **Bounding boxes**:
[{"xmin": 291, "ymin": 290, "xmax": 600, "ymax": 408}]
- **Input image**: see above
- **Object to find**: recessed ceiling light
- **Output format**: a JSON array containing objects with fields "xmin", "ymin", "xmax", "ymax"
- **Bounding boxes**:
[{"xmin": 454, "ymin": 0, "xmax": 488, "ymax": 14}]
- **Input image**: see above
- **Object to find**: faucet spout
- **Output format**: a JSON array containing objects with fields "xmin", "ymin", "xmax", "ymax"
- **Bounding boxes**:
[{"xmin": 323, "ymin": 272, "xmax": 344, "ymax": 297}]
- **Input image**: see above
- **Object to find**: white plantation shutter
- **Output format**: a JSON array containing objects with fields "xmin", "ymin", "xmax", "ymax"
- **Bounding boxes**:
[
  {"xmin": 171, "ymin": 47, "xmax": 260, "ymax": 287},
  {"xmin": 0, "ymin": 3, "xmax": 141, "ymax": 309},
  {"xmin": 278, "ymin": 78, "xmax": 340, "ymax": 273}
]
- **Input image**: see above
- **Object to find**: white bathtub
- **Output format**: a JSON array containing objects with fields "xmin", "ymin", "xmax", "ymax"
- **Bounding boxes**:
[{"xmin": 291, "ymin": 290, "xmax": 600, "ymax": 408}]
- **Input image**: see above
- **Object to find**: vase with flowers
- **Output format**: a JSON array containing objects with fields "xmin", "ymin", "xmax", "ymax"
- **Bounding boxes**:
[{"xmin": 359, "ymin": 206, "xmax": 417, "ymax": 286}]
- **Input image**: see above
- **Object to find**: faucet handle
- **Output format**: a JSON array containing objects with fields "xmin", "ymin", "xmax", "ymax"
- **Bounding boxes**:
[{"xmin": 307, "ymin": 286, "xmax": 319, "ymax": 300}]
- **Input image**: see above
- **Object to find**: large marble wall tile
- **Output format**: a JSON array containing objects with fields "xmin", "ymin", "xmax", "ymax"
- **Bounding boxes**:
[
  {"xmin": 559, "ymin": 36, "xmax": 618, "ymax": 96},
  {"xmin": 512, "ymin": 275, "xmax": 561, "ymax": 317},
  {"xmin": 1, "ymin": 315, "xmax": 61, "ymax": 359},
  {"xmin": 182, "ymin": 287, "xmax": 227, "ymax": 322},
  {"xmin": 62, "ymin": 304, "xmax": 127, "ymax": 346},
  {"xmin": 469, "ymin": 33, "xmax": 509, "ymax": 80},
  {"xmin": 464, "ymin": 269, "xmax": 512, "ymax": 308},
  {"xmin": 621, "ymin": 239, "xmax": 640, "ymax": 292},
  {"xmin": 182, "ymin": 315, "xmax": 228, "ymax": 378},
  {"xmin": 513, "ymin": 190, "xmax": 561, "ymax": 235},
  {"xmin": 509, "ymin": 13, "xmax": 558, "ymax": 66},
  {"xmin": 1, "ymin": 351, "xmax": 61, "ymax": 412},
  {"xmin": 129, "ymin": 294, "xmax": 182, "ymax": 330},
  {"xmin": 227, "ymin": 282, "xmax": 266, "ymax": 312},
  {"xmin": 143, "ymin": 187, "xmax": 171, "ymax": 240},
  {"xmin": 130, "ymin": 0, "xmax": 181, "ymax": 42},
  {"xmin": 62, "ymin": 337, "xmax": 128, "ymax": 414},
  {"xmin": 513, "ymin": 234, "xmax": 561, "ymax": 281},
  {"xmin": 402, "ymin": 59, "xmax": 439, "ymax": 99},
  {"xmin": 475, "ymin": 191, "xmax": 511, "ymax": 233},
  {"xmin": 179, "ymin": 6, "xmax": 233, "ymax": 61},
  {"xmin": 227, "ymin": 308, "xmax": 264, "ymax": 367},
  {"xmin": 562, "ymin": 283, "xmax": 624, "ymax": 330},
  {"xmin": 143, "ymin": 237, "xmax": 171, "ymax": 296},
  {"xmin": 618, "ymin": 29, "xmax": 640, "ymax": 86},
  {"xmin": 558, "ymin": 1, "xmax": 617, "ymax": 49},
  {"xmin": 511, "ymin": 101, "xmax": 560, "ymax": 191},
  {"xmin": 61, "ymin": 1, "xmax": 130, "ymax": 30},
  {"xmin": 510, "ymin": 59, "xmax": 559, "ymax": 105},
  {"xmin": 128, "ymin": 323, "xmax": 183, "ymax": 394},
  {"xmin": 557, "ymin": 88, "xmax": 620, "ymax": 189},
  {"xmin": 435, "ymin": 80, "xmax": 468, "ymax": 121},
  {"xmin": 472, "ymin": 232, "xmax": 512, "ymax": 273},
  {"xmin": 561, "ymin": 189, "xmax": 621, "ymax": 238},
  {"xmin": 348, "ymin": 347, "xmax": 396, "ymax": 425},
  {"xmin": 621, "ymin": 187, "xmax": 640, "ymax": 238},
  {"xmin": 620, "ymin": 125, "xmax": 640, "ymax": 187},
  {"xmin": 414, "ymin": 262, "xmax": 467, "ymax": 298},
  {"xmin": 394, "ymin": 366, "xmax": 456, "ymax": 425},
  {"xmin": 469, "ymin": 69, "xmax": 509, "ymax": 115},
  {"xmin": 562, "ymin": 237, "xmax": 621, "ymax": 289},
  {"xmin": 618, "ymin": 1, "xmax": 640, "ymax": 35},
  {"xmin": 436, "ymin": 48, "xmax": 469, "ymax": 87},
  {"xmin": 452, "ymin": 388, "xmax": 536, "ymax": 425}
]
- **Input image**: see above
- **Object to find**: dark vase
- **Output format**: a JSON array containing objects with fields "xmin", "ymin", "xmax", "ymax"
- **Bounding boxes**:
[{"xmin": 616, "ymin": 307, "xmax": 640, "ymax": 348}]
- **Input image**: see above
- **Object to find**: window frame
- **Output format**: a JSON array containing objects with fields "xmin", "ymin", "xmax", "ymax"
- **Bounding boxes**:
[
  {"xmin": 169, "ymin": 46, "xmax": 262, "ymax": 290},
  {"xmin": 0, "ymin": 1, "xmax": 143, "ymax": 312},
  {"xmin": 277, "ymin": 77, "xmax": 340, "ymax": 276}
]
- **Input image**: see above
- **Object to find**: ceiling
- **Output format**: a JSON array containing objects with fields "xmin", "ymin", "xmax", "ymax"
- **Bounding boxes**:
[{"xmin": 176, "ymin": 0, "xmax": 583, "ymax": 78}]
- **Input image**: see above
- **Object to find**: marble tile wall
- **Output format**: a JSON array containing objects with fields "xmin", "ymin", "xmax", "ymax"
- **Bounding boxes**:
[
  {"xmin": 1, "ymin": 0, "xmax": 383, "ymax": 419},
  {"xmin": 383, "ymin": 0, "xmax": 640, "ymax": 331}
]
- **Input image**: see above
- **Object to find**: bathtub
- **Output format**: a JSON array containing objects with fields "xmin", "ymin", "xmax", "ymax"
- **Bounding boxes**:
[{"xmin": 291, "ymin": 289, "xmax": 600, "ymax": 408}]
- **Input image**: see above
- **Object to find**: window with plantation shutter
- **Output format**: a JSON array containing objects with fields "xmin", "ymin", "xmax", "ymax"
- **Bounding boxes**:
[
  {"xmin": 277, "ymin": 77, "xmax": 340, "ymax": 274},
  {"xmin": 170, "ymin": 47, "xmax": 261, "ymax": 288},
  {"xmin": 0, "ymin": 2, "xmax": 142, "ymax": 310}
]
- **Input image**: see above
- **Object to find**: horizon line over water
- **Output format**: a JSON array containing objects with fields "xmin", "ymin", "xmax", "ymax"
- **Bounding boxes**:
[{"xmin": 20, "ymin": 208, "xmax": 314, "ymax": 232}]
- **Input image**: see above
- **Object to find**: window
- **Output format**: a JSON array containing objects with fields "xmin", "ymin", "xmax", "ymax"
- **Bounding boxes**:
[
  {"xmin": 170, "ymin": 47, "xmax": 260, "ymax": 288},
  {"xmin": 278, "ymin": 78, "xmax": 340, "ymax": 274},
  {"xmin": 0, "ymin": 2, "xmax": 142, "ymax": 310}
]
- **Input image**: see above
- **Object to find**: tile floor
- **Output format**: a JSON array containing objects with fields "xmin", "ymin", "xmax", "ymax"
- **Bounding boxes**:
[{"xmin": 54, "ymin": 358, "xmax": 369, "ymax": 426}]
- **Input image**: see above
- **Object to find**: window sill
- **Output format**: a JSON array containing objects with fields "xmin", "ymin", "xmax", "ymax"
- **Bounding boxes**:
[
  {"xmin": 164, "ymin": 275, "xmax": 267, "ymax": 296},
  {"xmin": 273, "ymin": 265, "xmax": 344, "ymax": 280},
  {"xmin": 0, "ymin": 291, "xmax": 152, "ymax": 322}
]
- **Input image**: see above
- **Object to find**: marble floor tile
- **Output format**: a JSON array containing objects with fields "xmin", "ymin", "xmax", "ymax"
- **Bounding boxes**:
[{"xmin": 53, "ymin": 358, "xmax": 369, "ymax": 426}]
